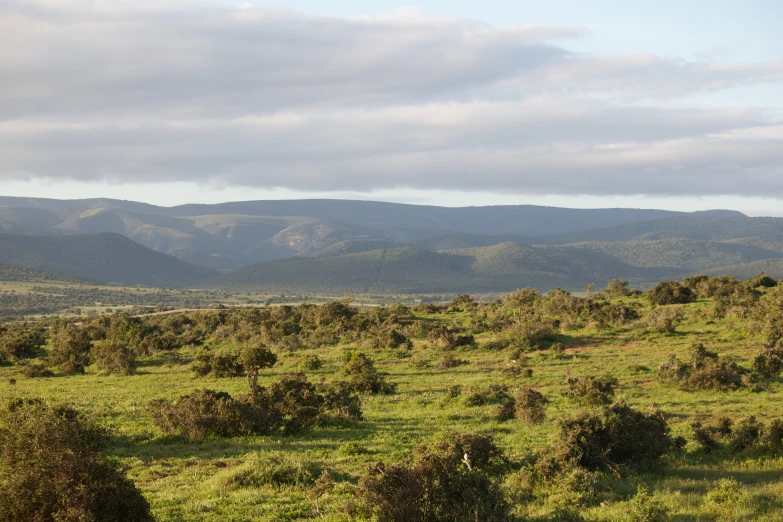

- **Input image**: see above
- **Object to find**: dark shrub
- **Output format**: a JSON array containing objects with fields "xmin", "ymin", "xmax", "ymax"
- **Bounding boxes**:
[
  {"xmin": 564, "ymin": 375, "xmax": 618, "ymax": 406},
  {"xmin": 604, "ymin": 280, "xmax": 631, "ymax": 298},
  {"xmin": 302, "ymin": 354, "xmax": 323, "ymax": 371},
  {"xmin": 0, "ymin": 325, "xmax": 46, "ymax": 363},
  {"xmin": 191, "ymin": 350, "xmax": 244, "ymax": 378},
  {"xmin": 357, "ymin": 433, "xmax": 509, "ymax": 522},
  {"xmin": 691, "ymin": 416, "xmax": 783, "ymax": 454},
  {"xmin": 21, "ymin": 361, "xmax": 54, "ymax": 378},
  {"xmin": 0, "ymin": 399, "xmax": 152, "ymax": 521},
  {"xmin": 646, "ymin": 281, "xmax": 696, "ymax": 305},
  {"xmin": 152, "ymin": 375, "xmax": 362, "ymax": 440},
  {"xmin": 48, "ymin": 321, "xmax": 92, "ymax": 374},
  {"xmin": 437, "ymin": 353, "xmax": 468, "ymax": 369},
  {"xmin": 464, "ymin": 384, "xmax": 510, "ymax": 406},
  {"xmin": 659, "ymin": 346, "xmax": 746, "ymax": 391},
  {"xmin": 746, "ymin": 272, "xmax": 777, "ymax": 288},
  {"xmin": 343, "ymin": 352, "xmax": 395, "ymax": 394},
  {"xmin": 92, "ymin": 341, "xmax": 137, "ymax": 375},
  {"xmin": 151, "ymin": 389, "xmax": 249, "ymax": 439},
  {"xmin": 515, "ymin": 388, "xmax": 548, "ymax": 424},
  {"xmin": 554, "ymin": 401, "xmax": 674, "ymax": 471}
]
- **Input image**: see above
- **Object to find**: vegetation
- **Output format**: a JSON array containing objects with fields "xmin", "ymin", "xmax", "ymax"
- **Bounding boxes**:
[{"xmin": 2, "ymin": 274, "xmax": 783, "ymax": 520}]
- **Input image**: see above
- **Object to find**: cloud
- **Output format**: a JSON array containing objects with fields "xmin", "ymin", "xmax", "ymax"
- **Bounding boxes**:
[{"xmin": 1, "ymin": 0, "xmax": 782, "ymax": 197}]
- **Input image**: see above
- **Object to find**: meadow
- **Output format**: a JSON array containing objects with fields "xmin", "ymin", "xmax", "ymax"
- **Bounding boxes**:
[{"xmin": 2, "ymin": 277, "xmax": 783, "ymax": 521}]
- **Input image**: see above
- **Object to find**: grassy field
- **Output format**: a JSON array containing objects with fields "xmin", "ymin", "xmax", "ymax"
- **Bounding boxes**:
[{"xmin": 3, "ymin": 290, "xmax": 783, "ymax": 521}]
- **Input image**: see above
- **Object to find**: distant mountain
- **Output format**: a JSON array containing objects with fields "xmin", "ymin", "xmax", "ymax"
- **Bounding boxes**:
[
  {"xmin": 534, "ymin": 215, "xmax": 783, "ymax": 245},
  {"xmin": 211, "ymin": 242, "xmax": 671, "ymax": 294},
  {"xmin": 553, "ymin": 239, "xmax": 782, "ymax": 272},
  {"xmin": 0, "ymin": 196, "xmax": 690, "ymax": 266},
  {"xmin": 3, "ymin": 196, "xmax": 783, "ymax": 294},
  {"xmin": 0, "ymin": 233, "xmax": 217, "ymax": 287}
]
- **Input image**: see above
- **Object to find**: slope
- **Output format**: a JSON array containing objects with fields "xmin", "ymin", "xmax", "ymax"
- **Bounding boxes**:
[{"xmin": 0, "ymin": 233, "xmax": 217, "ymax": 287}]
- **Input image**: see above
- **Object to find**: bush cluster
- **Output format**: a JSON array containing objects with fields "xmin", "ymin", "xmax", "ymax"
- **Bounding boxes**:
[
  {"xmin": 356, "ymin": 433, "xmax": 509, "ymax": 522},
  {"xmin": 658, "ymin": 345, "xmax": 748, "ymax": 391},
  {"xmin": 564, "ymin": 375, "xmax": 618, "ymax": 406},
  {"xmin": 692, "ymin": 416, "xmax": 783, "ymax": 454},
  {"xmin": 151, "ymin": 373, "xmax": 362, "ymax": 440},
  {"xmin": 0, "ymin": 399, "xmax": 152, "ymax": 521}
]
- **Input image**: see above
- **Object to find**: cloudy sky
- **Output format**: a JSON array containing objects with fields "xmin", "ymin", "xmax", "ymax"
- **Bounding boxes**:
[{"xmin": 2, "ymin": 0, "xmax": 782, "ymax": 213}]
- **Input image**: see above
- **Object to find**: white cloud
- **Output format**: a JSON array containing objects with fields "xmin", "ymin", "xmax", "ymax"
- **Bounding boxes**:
[{"xmin": 0, "ymin": 0, "xmax": 782, "ymax": 197}]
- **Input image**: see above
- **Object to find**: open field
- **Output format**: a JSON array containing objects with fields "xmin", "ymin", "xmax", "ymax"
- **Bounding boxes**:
[{"xmin": 3, "ymin": 278, "xmax": 783, "ymax": 521}]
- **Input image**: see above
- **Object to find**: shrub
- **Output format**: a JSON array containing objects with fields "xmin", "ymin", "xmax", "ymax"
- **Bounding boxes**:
[
  {"xmin": 564, "ymin": 375, "xmax": 618, "ymax": 406},
  {"xmin": 553, "ymin": 401, "xmax": 674, "ymax": 471},
  {"xmin": 48, "ymin": 321, "xmax": 92, "ymax": 373},
  {"xmin": 746, "ymin": 272, "xmax": 777, "ymax": 288},
  {"xmin": 644, "ymin": 306, "xmax": 683, "ymax": 334},
  {"xmin": 515, "ymin": 388, "xmax": 548, "ymax": 424},
  {"xmin": 151, "ymin": 389, "xmax": 249, "ymax": 439},
  {"xmin": 191, "ymin": 350, "xmax": 244, "ymax": 378},
  {"xmin": 691, "ymin": 416, "xmax": 783, "ymax": 455},
  {"xmin": 647, "ymin": 281, "xmax": 696, "ymax": 305},
  {"xmin": 0, "ymin": 399, "xmax": 152, "ymax": 521},
  {"xmin": 0, "ymin": 325, "xmax": 46, "ymax": 363},
  {"xmin": 217, "ymin": 452, "xmax": 320, "ymax": 490},
  {"xmin": 659, "ymin": 346, "xmax": 746, "ymax": 391},
  {"xmin": 92, "ymin": 341, "xmax": 137, "ymax": 375},
  {"xmin": 21, "ymin": 361, "xmax": 54, "ymax": 378},
  {"xmin": 627, "ymin": 487, "xmax": 670, "ymax": 522},
  {"xmin": 605, "ymin": 280, "xmax": 631, "ymax": 298},
  {"xmin": 302, "ymin": 354, "xmax": 323, "ymax": 371},
  {"xmin": 151, "ymin": 375, "xmax": 362, "ymax": 440},
  {"xmin": 357, "ymin": 433, "xmax": 509, "ymax": 522},
  {"xmin": 437, "ymin": 353, "xmax": 468, "ymax": 369},
  {"xmin": 464, "ymin": 384, "xmax": 510, "ymax": 406},
  {"xmin": 343, "ymin": 352, "xmax": 395, "ymax": 394}
]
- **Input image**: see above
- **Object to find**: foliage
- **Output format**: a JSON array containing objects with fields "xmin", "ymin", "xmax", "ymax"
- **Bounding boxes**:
[
  {"xmin": 343, "ymin": 352, "xmax": 396, "ymax": 394},
  {"xmin": 514, "ymin": 387, "xmax": 549, "ymax": 424},
  {"xmin": 646, "ymin": 281, "xmax": 696, "ymax": 306},
  {"xmin": 357, "ymin": 433, "xmax": 509, "ymax": 522},
  {"xmin": 48, "ymin": 321, "xmax": 92, "ymax": 373},
  {"xmin": 0, "ymin": 399, "xmax": 152, "ymax": 521},
  {"xmin": 552, "ymin": 401, "xmax": 675, "ymax": 471},
  {"xmin": 564, "ymin": 375, "xmax": 618, "ymax": 406}
]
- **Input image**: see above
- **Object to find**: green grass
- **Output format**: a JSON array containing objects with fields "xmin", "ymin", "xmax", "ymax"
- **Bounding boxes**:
[{"xmin": 3, "ymin": 298, "xmax": 783, "ymax": 520}]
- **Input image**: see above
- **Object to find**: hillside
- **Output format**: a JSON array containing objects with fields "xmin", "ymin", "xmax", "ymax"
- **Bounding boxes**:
[
  {"xmin": 554, "ymin": 239, "xmax": 783, "ymax": 272},
  {"xmin": 0, "ymin": 233, "xmax": 217, "ymax": 287},
  {"xmin": 0, "ymin": 263, "xmax": 89, "ymax": 283},
  {"xmin": 212, "ymin": 242, "xmax": 667, "ymax": 293},
  {"xmin": 0, "ymin": 196, "xmax": 691, "ymax": 266}
]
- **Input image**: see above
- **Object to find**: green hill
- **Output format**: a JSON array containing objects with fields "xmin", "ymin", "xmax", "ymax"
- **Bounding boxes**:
[
  {"xmin": 0, "ymin": 264, "xmax": 89, "ymax": 283},
  {"xmin": 212, "ymin": 242, "xmax": 667, "ymax": 294},
  {"xmin": 554, "ymin": 239, "xmax": 783, "ymax": 272},
  {"xmin": 0, "ymin": 233, "xmax": 218, "ymax": 287}
]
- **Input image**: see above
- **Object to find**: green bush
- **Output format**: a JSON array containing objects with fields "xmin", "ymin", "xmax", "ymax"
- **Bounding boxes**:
[
  {"xmin": 21, "ymin": 361, "xmax": 54, "ymax": 378},
  {"xmin": 92, "ymin": 341, "xmax": 137, "ymax": 375},
  {"xmin": 646, "ymin": 281, "xmax": 696, "ymax": 305},
  {"xmin": 0, "ymin": 399, "xmax": 152, "ymax": 521},
  {"xmin": 357, "ymin": 433, "xmax": 509, "ymax": 522},
  {"xmin": 564, "ymin": 375, "xmax": 618, "ymax": 406},
  {"xmin": 217, "ymin": 452, "xmax": 321, "ymax": 490},
  {"xmin": 343, "ymin": 352, "xmax": 395, "ymax": 394},
  {"xmin": 191, "ymin": 350, "xmax": 244, "ymax": 378},
  {"xmin": 553, "ymin": 401, "xmax": 675, "ymax": 471},
  {"xmin": 514, "ymin": 387, "xmax": 549, "ymax": 424},
  {"xmin": 151, "ymin": 389, "xmax": 249, "ymax": 439}
]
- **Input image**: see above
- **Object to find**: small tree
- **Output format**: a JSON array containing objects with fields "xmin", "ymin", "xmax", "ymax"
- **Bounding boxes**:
[{"xmin": 240, "ymin": 344, "xmax": 278, "ymax": 393}]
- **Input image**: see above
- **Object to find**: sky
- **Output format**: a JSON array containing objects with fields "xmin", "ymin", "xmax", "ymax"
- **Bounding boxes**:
[{"xmin": 2, "ymin": 0, "xmax": 782, "ymax": 214}]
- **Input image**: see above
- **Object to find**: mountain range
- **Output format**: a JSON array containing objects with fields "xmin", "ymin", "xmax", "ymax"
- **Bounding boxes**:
[{"xmin": 1, "ymin": 196, "xmax": 782, "ymax": 293}]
